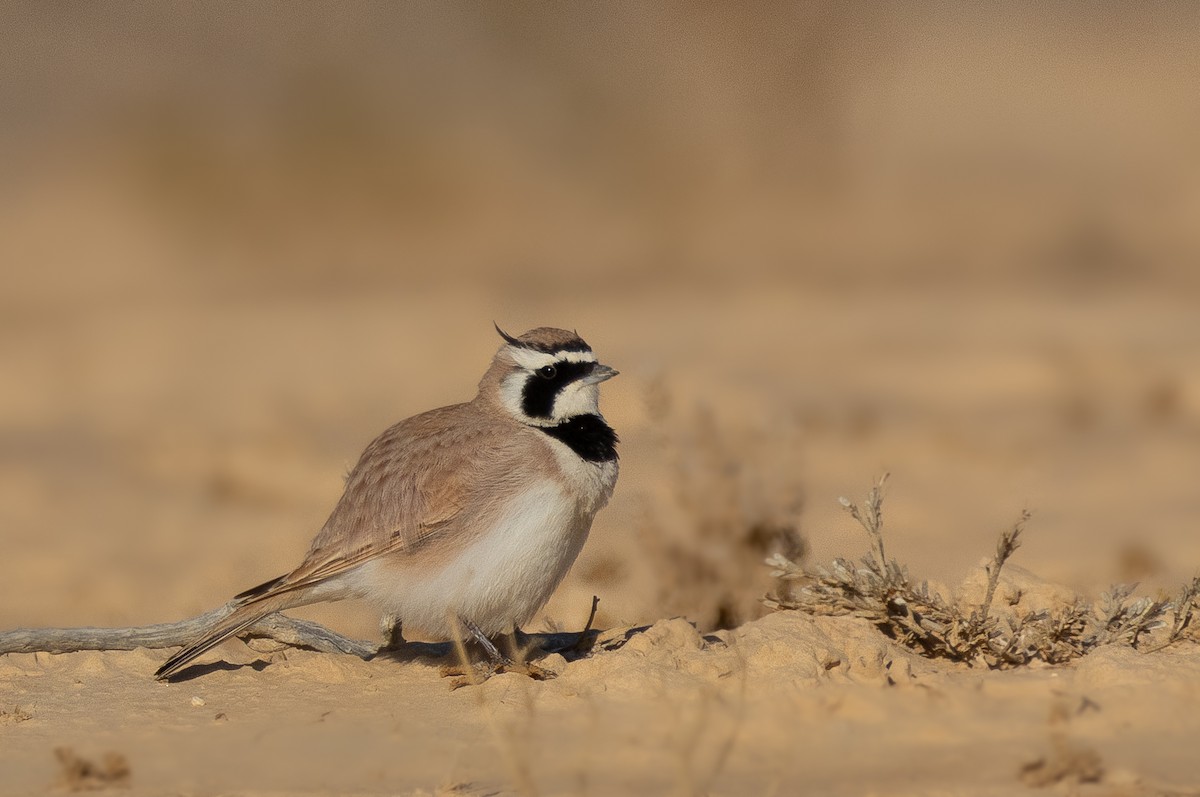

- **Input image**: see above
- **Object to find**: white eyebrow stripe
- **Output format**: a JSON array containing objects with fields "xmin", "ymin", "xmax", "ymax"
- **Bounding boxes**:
[
  {"xmin": 506, "ymin": 346, "xmax": 596, "ymax": 369},
  {"xmin": 554, "ymin": 351, "xmax": 597, "ymax": 364}
]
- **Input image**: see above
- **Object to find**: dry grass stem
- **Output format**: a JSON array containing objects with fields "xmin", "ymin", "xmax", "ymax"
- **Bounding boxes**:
[
  {"xmin": 445, "ymin": 618, "xmax": 540, "ymax": 797},
  {"xmin": 979, "ymin": 511, "xmax": 1027, "ymax": 625}
]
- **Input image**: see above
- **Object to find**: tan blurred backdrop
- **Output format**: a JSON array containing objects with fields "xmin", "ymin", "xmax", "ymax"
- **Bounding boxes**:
[{"xmin": 3, "ymin": 3, "xmax": 1199, "ymax": 638}]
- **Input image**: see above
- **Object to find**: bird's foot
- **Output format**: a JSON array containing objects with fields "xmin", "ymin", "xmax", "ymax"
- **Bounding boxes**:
[
  {"xmin": 438, "ymin": 658, "xmax": 556, "ymax": 690},
  {"xmin": 440, "ymin": 617, "xmax": 555, "ymax": 689}
]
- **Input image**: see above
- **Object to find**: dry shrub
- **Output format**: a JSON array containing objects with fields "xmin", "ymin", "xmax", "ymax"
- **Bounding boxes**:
[
  {"xmin": 766, "ymin": 475, "xmax": 1200, "ymax": 667},
  {"xmin": 641, "ymin": 385, "xmax": 807, "ymax": 631}
]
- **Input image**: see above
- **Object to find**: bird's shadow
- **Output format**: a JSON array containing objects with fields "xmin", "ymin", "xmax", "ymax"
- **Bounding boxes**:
[
  {"xmin": 160, "ymin": 624, "xmax": 659, "ymax": 681},
  {"xmin": 373, "ymin": 628, "xmax": 618, "ymax": 667},
  {"xmin": 162, "ymin": 659, "xmax": 271, "ymax": 683}
]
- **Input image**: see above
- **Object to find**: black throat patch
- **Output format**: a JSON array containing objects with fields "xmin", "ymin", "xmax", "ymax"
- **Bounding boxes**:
[{"xmin": 539, "ymin": 414, "xmax": 619, "ymax": 463}]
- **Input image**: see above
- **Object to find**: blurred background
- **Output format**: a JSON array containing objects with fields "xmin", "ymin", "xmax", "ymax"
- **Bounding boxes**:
[{"xmin": 2, "ymin": 2, "xmax": 1199, "ymax": 640}]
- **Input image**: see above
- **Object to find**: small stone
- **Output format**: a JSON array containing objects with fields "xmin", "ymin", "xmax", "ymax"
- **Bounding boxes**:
[
  {"xmin": 537, "ymin": 653, "xmax": 569, "ymax": 676},
  {"xmin": 190, "ymin": 696, "xmax": 206, "ymax": 707}
]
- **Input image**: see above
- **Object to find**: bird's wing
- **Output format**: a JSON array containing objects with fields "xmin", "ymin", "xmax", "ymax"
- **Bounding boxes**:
[{"xmin": 239, "ymin": 403, "xmax": 527, "ymax": 602}]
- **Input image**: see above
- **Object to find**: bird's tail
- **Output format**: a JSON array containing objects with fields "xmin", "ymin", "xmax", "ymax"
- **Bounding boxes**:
[{"xmin": 154, "ymin": 590, "xmax": 299, "ymax": 681}]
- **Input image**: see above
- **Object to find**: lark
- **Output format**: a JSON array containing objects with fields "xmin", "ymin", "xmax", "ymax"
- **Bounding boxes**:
[{"xmin": 156, "ymin": 325, "xmax": 618, "ymax": 679}]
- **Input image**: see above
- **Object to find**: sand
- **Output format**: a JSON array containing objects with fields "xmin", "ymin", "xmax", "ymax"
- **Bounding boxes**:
[
  {"xmin": 4, "ymin": 612, "xmax": 1200, "ymax": 795},
  {"xmin": 3, "ymin": 280, "xmax": 1200, "ymax": 796},
  {"xmin": 4, "ymin": 5, "xmax": 1200, "ymax": 793}
]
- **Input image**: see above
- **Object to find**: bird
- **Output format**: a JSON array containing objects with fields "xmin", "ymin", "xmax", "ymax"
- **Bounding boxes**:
[{"xmin": 155, "ymin": 324, "xmax": 619, "ymax": 680}]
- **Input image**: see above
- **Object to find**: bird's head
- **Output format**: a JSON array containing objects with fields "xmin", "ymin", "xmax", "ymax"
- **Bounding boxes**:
[{"xmin": 485, "ymin": 324, "xmax": 618, "ymax": 426}]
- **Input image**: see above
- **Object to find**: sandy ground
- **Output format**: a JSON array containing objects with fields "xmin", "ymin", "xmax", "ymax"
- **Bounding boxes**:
[
  {"xmin": 4, "ymin": 615, "xmax": 1200, "ymax": 796},
  {"xmin": 5, "ymin": 5, "xmax": 1200, "ymax": 794},
  {"xmin": 3, "ymin": 273, "xmax": 1200, "ymax": 796}
]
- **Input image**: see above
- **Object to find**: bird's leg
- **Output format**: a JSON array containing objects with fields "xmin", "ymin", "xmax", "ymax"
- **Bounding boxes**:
[
  {"xmin": 496, "ymin": 622, "xmax": 555, "ymax": 681},
  {"xmin": 439, "ymin": 617, "xmax": 555, "ymax": 688},
  {"xmin": 459, "ymin": 616, "xmax": 511, "ymax": 667}
]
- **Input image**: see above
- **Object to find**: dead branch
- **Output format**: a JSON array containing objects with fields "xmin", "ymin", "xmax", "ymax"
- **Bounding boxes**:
[{"xmin": 0, "ymin": 602, "xmax": 376, "ymax": 659}]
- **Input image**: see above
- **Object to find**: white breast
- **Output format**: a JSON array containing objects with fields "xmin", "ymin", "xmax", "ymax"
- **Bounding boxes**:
[{"xmin": 358, "ymin": 480, "xmax": 599, "ymax": 638}]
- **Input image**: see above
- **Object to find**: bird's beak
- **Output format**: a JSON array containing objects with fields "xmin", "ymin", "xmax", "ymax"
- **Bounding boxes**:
[{"xmin": 583, "ymin": 364, "xmax": 619, "ymax": 385}]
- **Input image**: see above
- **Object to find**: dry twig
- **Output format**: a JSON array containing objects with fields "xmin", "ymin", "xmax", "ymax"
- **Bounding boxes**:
[{"xmin": 0, "ymin": 602, "xmax": 376, "ymax": 659}]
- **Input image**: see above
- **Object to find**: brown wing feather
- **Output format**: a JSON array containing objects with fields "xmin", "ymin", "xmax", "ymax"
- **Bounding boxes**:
[{"xmin": 249, "ymin": 402, "xmax": 534, "ymax": 599}]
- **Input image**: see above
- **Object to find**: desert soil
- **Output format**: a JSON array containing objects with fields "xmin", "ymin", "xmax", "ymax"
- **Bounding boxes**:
[
  {"xmin": 5, "ymin": 5, "xmax": 1200, "ymax": 794},
  {"xmin": 3, "ymin": 277, "xmax": 1200, "ymax": 796}
]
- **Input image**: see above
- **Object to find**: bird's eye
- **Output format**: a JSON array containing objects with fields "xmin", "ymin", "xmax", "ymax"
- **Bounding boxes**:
[{"xmin": 537, "ymin": 364, "xmax": 557, "ymax": 380}]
